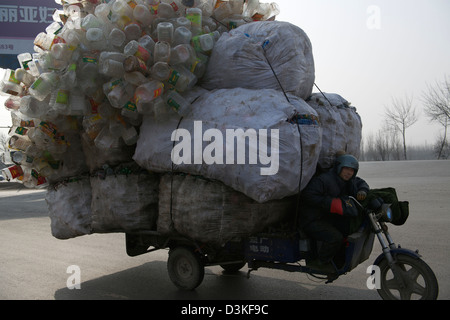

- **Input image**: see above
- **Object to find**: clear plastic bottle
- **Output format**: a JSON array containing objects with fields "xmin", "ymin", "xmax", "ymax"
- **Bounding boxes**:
[
  {"xmin": 19, "ymin": 96, "xmax": 48, "ymax": 118},
  {"xmin": 81, "ymin": 14, "xmax": 103, "ymax": 31},
  {"xmin": 11, "ymin": 151, "xmax": 34, "ymax": 167},
  {"xmin": 86, "ymin": 28, "xmax": 107, "ymax": 51},
  {"xmin": 173, "ymin": 26, "xmax": 192, "ymax": 46},
  {"xmin": 61, "ymin": 63, "xmax": 77, "ymax": 87},
  {"xmin": 34, "ymin": 32, "xmax": 54, "ymax": 51},
  {"xmin": 28, "ymin": 72, "xmax": 59, "ymax": 101},
  {"xmin": 133, "ymin": 4, "xmax": 153, "ymax": 26},
  {"xmin": 52, "ymin": 86, "xmax": 71, "ymax": 114},
  {"xmin": 134, "ymin": 80, "xmax": 165, "ymax": 111},
  {"xmin": 0, "ymin": 69, "xmax": 23, "ymax": 96},
  {"xmin": 158, "ymin": 2, "xmax": 177, "ymax": 19},
  {"xmin": 124, "ymin": 40, "xmax": 151, "ymax": 63},
  {"xmin": 186, "ymin": 7, "xmax": 202, "ymax": 36},
  {"xmin": 1, "ymin": 165, "xmax": 24, "ymax": 181},
  {"xmin": 151, "ymin": 61, "xmax": 171, "ymax": 81},
  {"xmin": 121, "ymin": 125, "xmax": 139, "ymax": 146},
  {"xmin": 121, "ymin": 100, "xmax": 140, "ymax": 121},
  {"xmin": 157, "ymin": 22, "xmax": 174, "ymax": 44},
  {"xmin": 167, "ymin": 65, "xmax": 197, "ymax": 92},
  {"xmin": 124, "ymin": 22, "xmax": 142, "ymax": 41},
  {"xmin": 100, "ymin": 59, "xmax": 125, "ymax": 78},
  {"xmin": 69, "ymin": 89, "xmax": 88, "ymax": 116},
  {"xmin": 154, "ymin": 41, "xmax": 171, "ymax": 63},
  {"xmin": 17, "ymin": 53, "xmax": 33, "ymax": 71},
  {"xmin": 166, "ymin": 90, "xmax": 190, "ymax": 114},
  {"xmin": 124, "ymin": 71, "xmax": 148, "ymax": 86},
  {"xmin": 191, "ymin": 31, "xmax": 218, "ymax": 52},
  {"xmin": 109, "ymin": 28, "xmax": 127, "ymax": 48},
  {"xmin": 8, "ymin": 135, "xmax": 33, "ymax": 152},
  {"xmin": 15, "ymin": 68, "xmax": 35, "ymax": 87},
  {"xmin": 4, "ymin": 96, "xmax": 21, "ymax": 111},
  {"xmin": 170, "ymin": 44, "xmax": 192, "ymax": 65},
  {"xmin": 176, "ymin": 16, "xmax": 192, "ymax": 29},
  {"xmin": 123, "ymin": 55, "xmax": 149, "ymax": 75}
]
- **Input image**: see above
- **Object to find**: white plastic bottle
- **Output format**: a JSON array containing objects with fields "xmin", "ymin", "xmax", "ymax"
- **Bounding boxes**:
[
  {"xmin": 157, "ymin": 22, "xmax": 174, "ymax": 44},
  {"xmin": 154, "ymin": 41, "xmax": 171, "ymax": 63},
  {"xmin": 173, "ymin": 26, "xmax": 192, "ymax": 46},
  {"xmin": 86, "ymin": 28, "xmax": 107, "ymax": 51},
  {"xmin": 28, "ymin": 72, "xmax": 59, "ymax": 101},
  {"xmin": 134, "ymin": 80, "xmax": 165, "ymax": 111},
  {"xmin": 0, "ymin": 69, "xmax": 23, "ymax": 96},
  {"xmin": 14, "ymin": 68, "xmax": 35, "ymax": 87},
  {"xmin": 124, "ymin": 40, "xmax": 151, "ymax": 63},
  {"xmin": 109, "ymin": 28, "xmax": 127, "ymax": 48},
  {"xmin": 133, "ymin": 4, "xmax": 153, "ymax": 26},
  {"xmin": 19, "ymin": 96, "xmax": 48, "ymax": 118},
  {"xmin": 186, "ymin": 7, "xmax": 202, "ymax": 36}
]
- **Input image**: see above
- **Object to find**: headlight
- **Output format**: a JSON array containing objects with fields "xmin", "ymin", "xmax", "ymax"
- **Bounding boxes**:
[{"xmin": 380, "ymin": 204, "xmax": 393, "ymax": 222}]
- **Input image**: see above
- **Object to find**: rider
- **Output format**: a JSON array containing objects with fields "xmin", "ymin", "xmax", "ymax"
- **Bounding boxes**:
[{"xmin": 300, "ymin": 152, "xmax": 370, "ymax": 272}]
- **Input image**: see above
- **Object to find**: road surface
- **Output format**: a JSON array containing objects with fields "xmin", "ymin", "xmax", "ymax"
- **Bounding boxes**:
[{"xmin": 0, "ymin": 160, "xmax": 449, "ymax": 300}]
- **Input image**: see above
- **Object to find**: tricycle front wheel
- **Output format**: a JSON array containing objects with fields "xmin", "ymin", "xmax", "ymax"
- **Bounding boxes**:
[
  {"xmin": 167, "ymin": 246, "xmax": 205, "ymax": 291},
  {"xmin": 377, "ymin": 254, "xmax": 438, "ymax": 300}
]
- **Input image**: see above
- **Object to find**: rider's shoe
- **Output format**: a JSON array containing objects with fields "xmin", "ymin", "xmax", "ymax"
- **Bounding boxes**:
[{"xmin": 306, "ymin": 259, "xmax": 337, "ymax": 275}]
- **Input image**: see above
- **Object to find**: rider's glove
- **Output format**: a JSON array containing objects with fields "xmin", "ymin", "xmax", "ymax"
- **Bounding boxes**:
[
  {"xmin": 357, "ymin": 190, "xmax": 367, "ymax": 201},
  {"xmin": 330, "ymin": 197, "xmax": 358, "ymax": 217}
]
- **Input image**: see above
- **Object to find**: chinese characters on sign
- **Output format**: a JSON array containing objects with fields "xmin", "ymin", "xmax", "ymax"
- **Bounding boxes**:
[{"xmin": 0, "ymin": 5, "xmax": 53, "ymax": 24}]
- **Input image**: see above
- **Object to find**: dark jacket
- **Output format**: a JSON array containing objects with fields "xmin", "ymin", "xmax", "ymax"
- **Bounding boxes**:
[{"xmin": 300, "ymin": 168, "xmax": 370, "ymax": 228}]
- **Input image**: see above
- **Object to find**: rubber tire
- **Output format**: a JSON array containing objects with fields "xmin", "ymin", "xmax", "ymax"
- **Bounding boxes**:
[
  {"xmin": 167, "ymin": 247, "xmax": 205, "ymax": 291},
  {"xmin": 377, "ymin": 254, "xmax": 439, "ymax": 300}
]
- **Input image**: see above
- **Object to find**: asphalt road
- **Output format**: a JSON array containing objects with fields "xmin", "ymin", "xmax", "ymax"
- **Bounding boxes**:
[{"xmin": 0, "ymin": 160, "xmax": 449, "ymax": 301}]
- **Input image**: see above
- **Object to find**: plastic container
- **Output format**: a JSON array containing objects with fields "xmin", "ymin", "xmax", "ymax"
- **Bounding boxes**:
[
  {"xmin": 166, "ymin": 90, "xmax": 190, "ymax": 114},
  {"xmin": 121, "ymin": 125, "xmax": 139, "ymax": 146},
  {"xmin": 213, "ymin": 1, "xmax": 233, "ymax": 21},
  {"xmin": 124, "ymin": 71, "xmax": 147, "ymax": 86},
  {"xmin": 123, "ymin": 55, "xmax": 149, "ymax": 75},
  {"xmin": 109, "ymin": 28, "xmax": 127, "ymax": 48},
  {"xmin": 170, "ymin": 44, "xmax": 191, "ymax": 65},
  {"xmin": 29, "ymin": 72, "xmax": 59, "ymax": 101},
  {"xmin": 8, "ymin": 135, "xmax": 33, "ymax": 152},
  {"xmin": 52, "ymin": 87, "xmax": 71, "ymax": 113},
  {"xmin": 133, "ymin": 4, "xmax": 153, "ymax": 26},
  {"xmin": 17, "ymin": 53, "xmax": 33, "ymax": 71},
  {"xmin": 19, "ymin": 96, "xmax": 48, "ymax": 118},
  {"xmin": 167, "ymin": 65, "xmax": 197, "ymax": 92},
  {"xmin": 154, "ymin": 41, "xmax": 171, "ymax": 63},
  {"xmin": 1, "ymin": 165, "xmax": 24, "ymax": 181},
  {"xmin": 151, "ymin": 61, "xmax": 171, "ymax": 81},
  {"xmin": 191, "ymin": 32, "xmax": 218, "ymax": 52},
  {"xmin": 134, "ymin": 80, "xmax": 165, "ymax": 110},
  {"xmin": 34, "ymin": 32, "xmax": 54, "ymax": 51},
  {"xmin": 100, "ymin": 59, "xmax": 125, "ymax": 78},
  {"xmin": 173, "ymin": 26, "xmax": 192, "ymax": 46},
  {"xmin": 157, "ymin": 22, "xmax": 174, "ymax": 44},
  {"xmin": 186, "ymin": 7, "xmax": 202, "ymax": 35},
  {"xmin": 124, "ymin": 22, "xmax": 142, "ymax": 41},
  {"xmin": 15, "ymin": 68, "xmax": 35, "ymax": 87},
  {"xmin": 86, "ymin": 28, "xmax": 106, "ymax": 51},
  {"xmin": 157, "ymin": 2, "xmax": 177, "ymax": 19},
  {"xmin": 69, "ymin": 90, "xmax": 88, "ymax": 116},
  {"xmin": 4, "ymin": 96, "xmax": 21, "ymax": 111},
  {"xmin": 1, "ymin": 69, "xmax": 23, "ymax": 96},
  {"xmin": 124, "ymin": 40, "xmax": 151, "ymax": 63}
]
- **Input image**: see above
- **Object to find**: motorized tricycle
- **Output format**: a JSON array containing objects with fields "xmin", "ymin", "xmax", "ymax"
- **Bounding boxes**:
[{"xmin": 125, "ymin": 195, "xmax": 439, "ymax": 300}]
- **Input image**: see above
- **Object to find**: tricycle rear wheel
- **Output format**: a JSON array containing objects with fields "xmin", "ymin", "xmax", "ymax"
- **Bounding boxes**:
[{"xmin": 167, "ymin": 246, "xmax": 205, "ymax": 291}]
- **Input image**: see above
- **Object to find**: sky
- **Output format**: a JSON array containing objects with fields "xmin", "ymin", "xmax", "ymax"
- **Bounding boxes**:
[
  {"xmin": 275, "ymin": 0, "xmax": 450, "ymax": 146},
  {"xmin": 1, "ymin": 0, "xmax": 450, "ymax": 146}
]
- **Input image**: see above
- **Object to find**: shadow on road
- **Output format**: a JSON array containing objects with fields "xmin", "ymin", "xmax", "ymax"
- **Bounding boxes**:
[
  {"xmin": 0, "ymin": 182, "xmax": 48, "ymax": 220},
  {"xmin": 54, "ymin": 261, "xmax": 380, "ymax": 300}
]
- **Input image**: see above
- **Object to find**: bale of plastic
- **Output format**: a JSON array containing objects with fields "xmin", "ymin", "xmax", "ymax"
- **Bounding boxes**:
[
  {"xmin": 201, "ymin": 21, "xmax": 315, "ymax": 100},
  {"xmin": 45, "ymin": 177, "xmax": 92, "ymax": 240},
  {"xmin": 157, "ymin": 174, "xmax": 296, "ymax": 245},
  {"xmin": 90, "ymin": 164, "xmax": 159, "ymax": 233},
  {"xmin": 133, "ymin": 87, "xmax": 322, "ymax": 203},
  {"xmin": 306, "ymin": 93, "xmax": 362, "ymax": 169}
]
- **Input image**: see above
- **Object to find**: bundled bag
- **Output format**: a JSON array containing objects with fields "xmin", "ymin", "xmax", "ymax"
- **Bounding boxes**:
[
  {"xmin": 133, "ymin": 88, "xmax": 322, "ymax": 203},
  {"xmin": 158, "ymin": 174, "xmax": 296, "ymax": 245},
  {"xmin": 46, "ymin": 177, "xmax": 92, "ymax": 240},
  {"xmin": 201, "ymin": 21, "xmax": 315, "ymax": 100},
  {"xmin": 362, "ymin": 187, "xmax": 410, "ymax": 226},
  {"xmin": 307, "ymin": 93, "xmax": 362, "ymax": 169},
  {"xmin": 90, "ymin": 164, "xmax": 159, "ymax": 233}
]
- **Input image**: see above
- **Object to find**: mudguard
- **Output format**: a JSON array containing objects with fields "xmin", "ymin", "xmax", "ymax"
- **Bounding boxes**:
[{"xmin": 373, "ymin": 247, "xmax": 422, "ymax": 266}]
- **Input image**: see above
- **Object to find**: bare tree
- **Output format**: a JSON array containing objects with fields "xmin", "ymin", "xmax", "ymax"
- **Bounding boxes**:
[
  {"xmin": 422, "ymin": 76, "xmax": 450, "ymax": 159},
  {"xmin": 384, "ymin": 95, "xmax": 419, "ymax": 160}
]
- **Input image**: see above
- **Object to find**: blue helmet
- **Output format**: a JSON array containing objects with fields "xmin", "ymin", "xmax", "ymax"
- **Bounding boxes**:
[{"xmin": 335, "ymin": 154, "xmax": 359, "ymax": 177}]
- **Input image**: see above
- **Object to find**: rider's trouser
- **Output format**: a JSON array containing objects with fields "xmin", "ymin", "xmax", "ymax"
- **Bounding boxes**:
[{"xmin": 303, "ymin": 216, "xmax": 350, "ymax": 263}]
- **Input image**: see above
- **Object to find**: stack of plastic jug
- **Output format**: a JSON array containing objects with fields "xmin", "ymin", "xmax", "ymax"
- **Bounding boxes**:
[{"xmin": 0, "ymin": 0, "xmax": 281, "ymax": 188}]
